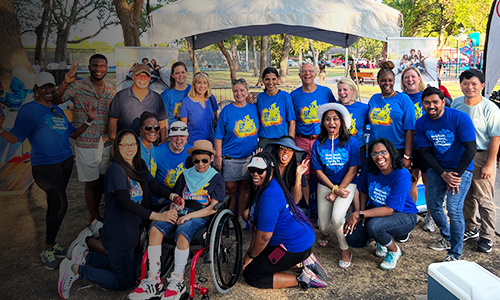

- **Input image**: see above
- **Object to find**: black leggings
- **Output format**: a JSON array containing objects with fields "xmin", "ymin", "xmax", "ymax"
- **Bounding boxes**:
[
  {"xmin": 31, "ymin": 156, "xmax": 74, "ymax": 245},
  {"xmin": 243, "ymin": 245, "xmax": 312, "ymax": 289}
]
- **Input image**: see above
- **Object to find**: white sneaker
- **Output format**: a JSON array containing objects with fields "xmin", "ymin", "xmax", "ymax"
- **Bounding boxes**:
[
  {"xmin": 128, "ymin": 272, "xmax": 164, "ymax": 300},
  {"xmin": 380, "ymin": 244, "xmax": 402, "ymax": 271},
  {"xmin": 374, "ymin": 243, "xmax": 387, "ymax": 258},
  {"xmin": 58, "ymin": 258, "xmax": 78, "ymax": 299},
  {"xmin": 162, "ymin": 272, "xmax": 186, "ymax": 300},
  {"xmin": 423, "ymin": 213, "xmax": 436, "ymax": 232},
  {"xmin": 89, "ymin": 219, "xmax": 104, "ymax": 238},
  {"xmin": 70, "ymin": 245, "xmax": 87, "ymax": 266},
  {"xmin": 66, "ymin": 228, "xmax": 92, "ymax": 259},
  {"xmin": 238, "ymin": 216, "xmax": 247, "ymax": 229}
]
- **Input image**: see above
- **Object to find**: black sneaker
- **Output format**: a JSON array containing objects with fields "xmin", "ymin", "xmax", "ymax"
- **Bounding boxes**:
[
  {"xmin": 395, "ymin": 230, "xmax": 412, "ymax": 243},
  {"xmin": 477, "ymin": 237, "xmax": 493, "ymax": 253},
  {"xmin": 463, "ymin": 229, "xmax": 479, "ymax": 241}
]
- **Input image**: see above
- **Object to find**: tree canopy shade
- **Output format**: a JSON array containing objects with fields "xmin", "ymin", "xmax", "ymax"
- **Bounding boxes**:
[{"xmin": 149, "ymin": 0, "xmax": 403, "ymax": 49}]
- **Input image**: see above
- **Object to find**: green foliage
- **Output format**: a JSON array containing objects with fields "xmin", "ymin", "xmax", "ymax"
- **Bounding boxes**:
[
  {"xmin": 350, "ymin": 38, "xmax": 383, "ymax": 59},
  {"xmin": 289, "ymin": 36, "xmax": 309, "ymax": 56}
]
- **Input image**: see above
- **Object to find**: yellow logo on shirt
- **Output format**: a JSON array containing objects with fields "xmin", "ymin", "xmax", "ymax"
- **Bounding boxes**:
[
  {"xmin": 149, "ymin": 158, "xmax": 157, "ymax": 177},
  {"xmin": 261, "ymin": 103, "xmax": 282, "ymax": 126},
  {"xmin": 300, "ymin": 100, "xmax": 319, "ymax": 124},
  {"xmin": 182, "ymin": 182, "xmax": 210, "ymax": 205},
  {"xmin": 174, "ymin": 102, "xmax": 182, "ymax": 118},
  {"xmin": 415, "ymin": 102, "xmax": 423, "ymax": 120},
  {"xmin": 165, "ymin": 162, "xmax": 185, "ymax": 188},
  {"xmin": 370, "ymin": 104, "xmax": 392, "ymax": 126},
  {"xmin": 350, "ymin": 113, "xmax": 357, "ymax": 135},
  {"xmin": 234, "ymin": 115, "xmax": 257, "ymax": 137}
]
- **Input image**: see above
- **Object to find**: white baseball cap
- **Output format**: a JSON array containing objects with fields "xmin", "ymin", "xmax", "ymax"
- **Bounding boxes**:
[
  {"xmin": 247, "ymin": 156, "xmax": 269, "ymax": 169},
  {"xmin": 33, "ymin": 72, "xmax": 56, "ymax": 87},
  {"xmin": 169, "ymin": 121, "xmax": 189, "ymax": 136}
]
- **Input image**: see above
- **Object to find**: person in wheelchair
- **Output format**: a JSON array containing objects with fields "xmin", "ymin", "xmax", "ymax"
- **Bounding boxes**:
[
  {"xmin": 129, "ymin": 139, "xmax": 225, "ymax": 300},
  {"xmin": 242, "ymin": 153, "xmax": 328, "ymax": 290},
  {"xmin": 57, "ymin": 129, "xmax": 180, "ymax": 299}
]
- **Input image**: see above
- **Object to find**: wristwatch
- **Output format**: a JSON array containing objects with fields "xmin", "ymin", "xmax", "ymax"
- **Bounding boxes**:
[
  {"xmin": 403, "ymin": 154, "xmax": 412, "ymax": 160},
  {"xmin": 359, "ymin": 211, "xmax": 365, "ymax": 219},
  {"xmin": 0, "ymin": 127, "xmax": 4, "ymax": 134}
]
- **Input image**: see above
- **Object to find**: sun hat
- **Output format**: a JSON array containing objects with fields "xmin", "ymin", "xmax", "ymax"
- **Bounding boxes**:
[
  {"xmin": 169, "ymin": 121, "xmax": 189, "ymax": 136},
  {"xmin": 317, "ymin": 103, "xmax": 351, "ymax": 129},
  {"xmin": 187, "ymin": 140, "xmax": 216, "ymax": 156},
  {"xmin": 132, "ymin": 63, "xmax": 152, "ymax": 76},
  {"xmin": 247, "ymin": 156, "xmax": 269, "ymax": 169},
  {"xmin": 33, "ymin": 72, "xmax": 56, "ymax": 87},
  {"xmin": 265, "ymin": 136, "xmax": 307, "ymax": 162}
]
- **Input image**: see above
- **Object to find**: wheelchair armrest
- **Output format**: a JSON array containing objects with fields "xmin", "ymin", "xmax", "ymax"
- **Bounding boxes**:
[{"xmin": 213, "ymin": 196, "xmax": 230, "ymax": 211}]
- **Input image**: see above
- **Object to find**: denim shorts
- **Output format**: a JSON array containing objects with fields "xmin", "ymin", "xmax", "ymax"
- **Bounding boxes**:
[
  {"xmin": 222, "ymin": 156, "xmax": 251, "ymax": 182},
  {"xmin": 153, "ymin": 216, "xmax": 208, "ymax": 243}
]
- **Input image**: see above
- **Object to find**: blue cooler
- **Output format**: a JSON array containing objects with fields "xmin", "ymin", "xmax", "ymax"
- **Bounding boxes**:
[
  {"xmin": 416, "ymin": 183, "xmax": 427, "ymax": 212},
  {"xmin": 428, "ymin": 260, "xmax": 500, "ymax": 299}
]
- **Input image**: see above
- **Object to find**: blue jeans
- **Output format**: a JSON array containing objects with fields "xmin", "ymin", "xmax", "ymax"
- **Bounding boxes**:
[
  {"xmin": 346, "ymin": 211, "xmax": 417, "ymax": 248},
  {"xmin": 427, "ymin": 169, "xmax": 473, "ymax": 258},
  {"xmin": 78, "ymin": 247, "xmax": 140, "ymax": 290},
  {"xmin": 154, "ymin": 216, "xmax": 207, "ymax": 243}
]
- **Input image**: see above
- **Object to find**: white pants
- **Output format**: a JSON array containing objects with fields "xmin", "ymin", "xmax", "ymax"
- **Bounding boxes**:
[
  {"xmin": 75, "ymin": 138, "xmax": 112, "ymax": 182},
  {"xmin": 317, "ymin": 183, "xmax": 357, "ymax": 250}
]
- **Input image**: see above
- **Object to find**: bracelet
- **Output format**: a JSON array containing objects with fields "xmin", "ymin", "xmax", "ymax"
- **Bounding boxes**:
[
  {"xmin": 248, "ymin": 251, "xmax": 256, "ymax": 259},
  {"xmin": 0, "ymin": 127, "xmax": 4, "ymax": 134},
  {"xmin": 403, "ymin": 154, "xmax": 412, "ymax": 160},
  {"xmin": 331, "ymin": 184, "xmax": 339, "ymax": 194},
  {"xmin": 84, "ymin": 120, "xmax": 93, "ymax": 127}
]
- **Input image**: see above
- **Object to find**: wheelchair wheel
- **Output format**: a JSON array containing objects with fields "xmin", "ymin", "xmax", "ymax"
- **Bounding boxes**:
[{"xmin": 209, "ymin": 209, "xmax": 243, "ymax": 294}]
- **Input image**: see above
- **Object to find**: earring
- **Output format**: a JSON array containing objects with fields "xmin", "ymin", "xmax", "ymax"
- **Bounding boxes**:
[{"xmin": 33, "ymin": 92, "xmax": 39, "ymax": 100}]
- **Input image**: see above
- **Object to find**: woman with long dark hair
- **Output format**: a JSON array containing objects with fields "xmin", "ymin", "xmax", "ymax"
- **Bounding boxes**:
[
  {"xmin": 311, "ymin": 103, "xmax": 360, "ymax": 269},
  {"xmin": 242, "ymin": 152, "xmax": 327, "ymax": 290},
  {"xmin": 161, "ymin": 62, "xmax": 191, "ymax": 126},
  {"xmin": 344, "ymin": 138, "xmax": 418, "ymax": 271},
  {"xmin": 57, "ymin": 130, "xmax": 181, "ymax": 299}
]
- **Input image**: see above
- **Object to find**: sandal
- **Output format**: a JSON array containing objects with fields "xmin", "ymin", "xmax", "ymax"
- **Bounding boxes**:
[
  {"xmin": 338, "ymin": 252, "xmax": 353, "ymax": 269},
  {"xmin": 317, "ymin": 235, "xmax": 330, "ymax": 247}
]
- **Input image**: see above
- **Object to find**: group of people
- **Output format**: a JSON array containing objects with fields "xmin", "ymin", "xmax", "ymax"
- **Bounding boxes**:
[{"xmin": 1, "ymin": 53, "xmax": 499, "ymax": 299}]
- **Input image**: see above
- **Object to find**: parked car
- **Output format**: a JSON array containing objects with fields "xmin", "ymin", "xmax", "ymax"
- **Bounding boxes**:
[{"xmin": 288, "ymin": 59, "xmax": 299, "ymax": 67}]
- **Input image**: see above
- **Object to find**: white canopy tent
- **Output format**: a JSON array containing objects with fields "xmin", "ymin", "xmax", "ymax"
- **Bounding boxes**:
[{"xmin": 149, "ymin": 0, "xmax": 403, "ymax": 49}]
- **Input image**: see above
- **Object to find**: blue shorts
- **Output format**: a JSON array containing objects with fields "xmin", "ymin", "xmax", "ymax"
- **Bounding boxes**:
[{"xmin": 153, "ymin": 217, "xmax": 208, "ymax": 243}]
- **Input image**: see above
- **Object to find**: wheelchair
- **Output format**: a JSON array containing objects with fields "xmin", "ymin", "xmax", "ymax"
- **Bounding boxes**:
[{"xmin": 139, "ymin": 197, "xmax": 243, "ymax": 300}]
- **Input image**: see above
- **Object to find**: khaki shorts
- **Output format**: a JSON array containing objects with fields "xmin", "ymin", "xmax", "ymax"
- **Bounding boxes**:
[{"xmin": 75, "ymin": 138, "xmax": 112, "ymax": 182}]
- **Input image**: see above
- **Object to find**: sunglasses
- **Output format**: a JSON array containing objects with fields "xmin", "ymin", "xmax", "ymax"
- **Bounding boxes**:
[
  {"xmin": 232, "ymin": 78, "xmax": 246, "ymax": 85},
  {"xmin": 170, "ymin": 126, "xmax": 188, "ymax": 131},
  {"xmin": 248, "ymin": 167, "xmax": 266, "ymax": 175},
  {"xmin": 279, "ymin": 145, "xmax": 294, "ymax": 152},
  {"xmin": 193, "ymin": 158, "xmax": 210, "ymax": 165},
  {"xmin": 143, "ymin": 125, "xmax": 160, "ymax": 132},
  {"xmin": 370, "ymin": 150, "xmax": 388, "ymax": 157},
  {"xmin": 119, "ymin": 142, "xmax": 138, "ymax": 150},
  {"xmin": 50, "ymin": 107, "xmax": 64, "ymax": 119}
]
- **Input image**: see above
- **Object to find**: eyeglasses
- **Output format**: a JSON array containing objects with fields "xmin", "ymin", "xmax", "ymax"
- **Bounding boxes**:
[
  {"xmin": 50, "ymin": 107, "xmax": 64, "ymax": 119},
  {"xmin": 248, "ymin": 167, "xmax": 266, "ymax": 175},
  {"xmin": 232, "ymin": 78, "xmax": 246, "ymax": 85},
  {"xmin": 119, "ymin": 142, "xmax": 138, "ymax": 150},
  {"xmin": 279, "ymin": 145, "xmax": 294, "ymax": 153},
  {"xmin": 370, "ymin": 150, "xmax": 388, "ymax": 157},
  {"xmin": 143, "ymin": 125, "xmax": 160, "ymax": 132},
  {"xmin": 193, "ymin": 158, "xmax": 210, "ymax": 165},
  {"xmin": 170, "ymin": 127, "xmax": 188, "ymax": 131}
]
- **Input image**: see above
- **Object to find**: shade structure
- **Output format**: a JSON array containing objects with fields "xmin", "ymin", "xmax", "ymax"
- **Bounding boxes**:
[{"xmin": 149, "ymin": 0, "xmax": 403, "ymax": 49}]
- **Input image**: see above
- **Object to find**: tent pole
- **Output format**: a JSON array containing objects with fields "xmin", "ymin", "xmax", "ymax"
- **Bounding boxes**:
[
  {"xmin": 192, "ymin": 35, "xmax": 196, "ymax": 74},
  {"xmin": 344, "ymin": 35, "xmax": 349, "ymax": 77}
]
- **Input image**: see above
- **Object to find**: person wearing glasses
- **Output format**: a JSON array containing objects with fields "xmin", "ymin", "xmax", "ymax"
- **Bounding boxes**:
[
  {"xmin": 344, "ymin": 138, "xmax": 418, "ymax": 271},
  {"xmin": 128, "ymin": 139, "xmax": 225, "ymax": 300},
  {"xmin": 138, "ymin": 111, "xmax": 160, "ymax": 177},
  {"xmin": 0, "ymin": 72, "xmax": 95, "ymax": 270},
  {"xmin": 58, "ymin": 129, "xmax": 181, "ymax": 299},
  {"xmin": 242, "ymin": 152, "xmax": 327, "ymax": 290},
  {"xmin": 255, "ymin": 67, "xmax": 295, "ymax": 148},
  {"xmin": 161, "ymin": 62, "xmax": 191, "ymax": 126},
  {"xmin": 214, "ymin": 78, "xmax": 259, "ymax": 228},
  {"xmin": 154, "ymin": 121, "xmax": 191, "ymax": 208},
  {"xmin": 179, "ymin": 72, "xmax": 218, "ymax": 145},
  {"xmin": 311, "ymin": 103, "xmax": 360, "ymax": 269}
]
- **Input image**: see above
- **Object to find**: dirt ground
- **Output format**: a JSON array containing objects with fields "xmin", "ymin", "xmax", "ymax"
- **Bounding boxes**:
[{"xmin": 1, "ymin": 163, "xmax": 499, "ymax": 300}]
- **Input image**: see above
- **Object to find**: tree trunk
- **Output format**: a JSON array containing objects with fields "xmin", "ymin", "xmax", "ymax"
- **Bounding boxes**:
[
  {"xmin": 113, "ymin": 0, "xmax": 143, "ymax": 46},
  {"xmin": 298, "ymin": 50, "xmax": 303, "ymax": 66},
  {"xmin": 257, "ymin": 35, "xmax": 268, "ymax": 86},
  {"xmin": 279, "ymin": 34, "xmax": 291, "ymax": 84},
  {"xmin": 43, "ymin": 8, "xmax": 53, "ymax": 67},
  {"xmin": 34, "ymin": 0, "xmax": 51, "ymax": 63},
  {"xmin": 0, "ymin": 0, "xmax": 33, "ymax": 91},
  {"xmin": 309, "ymin": 39, "xmax": 318, "ymax": 69},
  {"xmin": 217, "ymin": 42, "xmax": 236, "ymax": 81},
  {"xmin": 250, "ymin": 36, "xmax": 258, "ymax": 77},
  {"xmin": 230, "ymin": 40, "xmax": 241, "ymax": 72},
  {"xmin": 186, "ymin": 40, "xmax": 200, "ymax": 74},
  {"xmin": 54, "ymin": 29, "xmax": 70, "ymax": 62}
]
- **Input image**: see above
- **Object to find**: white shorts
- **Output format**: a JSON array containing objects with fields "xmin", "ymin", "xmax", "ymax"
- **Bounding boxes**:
[{"xmin": 75, "ymin": 138, "xmax": 112, "ymax": 182}]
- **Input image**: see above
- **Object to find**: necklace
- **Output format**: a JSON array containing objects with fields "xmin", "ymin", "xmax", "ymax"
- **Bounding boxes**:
[{"xmin": 382, "ymin": 91, "xmax": 397, "ymax": 99}]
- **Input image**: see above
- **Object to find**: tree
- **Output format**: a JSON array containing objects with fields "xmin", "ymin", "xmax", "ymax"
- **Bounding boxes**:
[
  {"xmin": 256, "ymin": 36, "xmax": 268, "ymax": 86},
  {"xmin": 249, "ymin": 36, "xmax": 259, "ymax": 77},
  {"xmin": 0, "ymin": 0, "xmax": 33, "ymax": 90},
  {"xmin": 278, "ymin": 34, "xmax": 291, "ymax": 84},
  {"xmin": 308, "ymin": 39, "xmax": 330, "ymax": 69},
  {"xmin": 290, "ymin": 36, "xmax": 309, "ymax": 66},
  {"xmin": 350, "ymin": 38, "xmax": 383, "ymax": 60},
  {"xmin": 113, "ymin": 0, "xmax": 143, "ymax": 46},
  {"xmin": 217, "ymin": 42, "xmax": 237, "ymax": 81}
]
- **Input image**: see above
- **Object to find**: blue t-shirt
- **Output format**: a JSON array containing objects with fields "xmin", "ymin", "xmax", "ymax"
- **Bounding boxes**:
[
  {"xmin": 344, "ymin": 102, "xmax": 369, "ymax": 147},
  {"xmin": 140, "ymin": 139, "xmax": 157, "ymax": 177},
  {"xmin": 155, "ymin": 142, "xmax": 191, "ymax": 189},
  {"xmin": 368, "ymin": 92, "xmax": 415, "ymax": 149},
  {"xmin": 256, "ymin": 90, "xmax": 295, "ymax": 139},
  {"xmin": 405, "ymin": 91, "xmax": 425, "ymax": 149},
  {"xmin": 179, "ymin": 96, "xmax": 218, "ymax": 144},
  {"xmin": 415, "ymin": 107, "xmax": 476, "ymax": 172},
  {"xmin": 290, "ymin": 85, "xmax": 336, "ymax": 135},
  {"xmin": 311, "ymin": 137, "xmax": 360, "ymax": 186},
  {"xmin": 10, "ymin": 101, "xmax": 75, "ymax": 166},
  {"xmin": 214, "ymin": 103, "xmax": 259, "ymax": 158},
  {"xmin": 359, "ymin": 168, "xmax": 418, "ymax": 214},
  {"xmin": 161, "ymin": 84, "xmax": 191, "ymax": 125},
  {"xmin": 251, "ymin": 178, "xmax": 314, "ymax": 253}
]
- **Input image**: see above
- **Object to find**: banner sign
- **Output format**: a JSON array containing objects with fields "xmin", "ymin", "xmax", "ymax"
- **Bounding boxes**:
[{"xmin": 484, "ymin": 0, "xmax": 500, "ymax": 98}]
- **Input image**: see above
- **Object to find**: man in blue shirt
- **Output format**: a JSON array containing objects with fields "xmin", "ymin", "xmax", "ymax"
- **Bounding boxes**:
[
  {"xmin": 415, "ymin": 87, "xmax": 476, "ymax": 262},
  {"xmin": 290, "ymin": 63, "xmax": 336, "ymax": 207}
]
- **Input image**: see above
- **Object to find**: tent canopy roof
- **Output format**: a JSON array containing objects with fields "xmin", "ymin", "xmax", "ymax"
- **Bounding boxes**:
[{"xmin": 150, "ymin": 0, "xmax": 403, "ymax": 49}]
